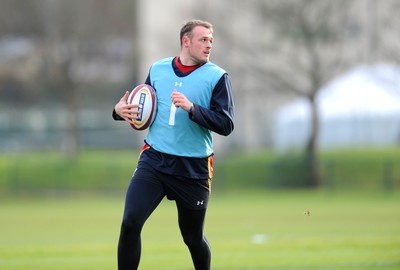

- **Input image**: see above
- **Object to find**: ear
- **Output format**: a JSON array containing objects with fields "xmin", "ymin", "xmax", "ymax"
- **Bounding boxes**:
[{"xmin": 182, "ymin": 35, "xmax": 190, "ymax": 48}]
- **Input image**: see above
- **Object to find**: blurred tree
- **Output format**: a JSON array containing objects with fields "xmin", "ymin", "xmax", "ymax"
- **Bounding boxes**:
[
  {"xmin": 40, "ymin": 0, "xmax": 139, "ymax": 158},
  {"xmin": 0, "ymin": 0, "xmax": 140, "ymax": 154},
  {"xmin": 0, "ymin": 0, "xmax": 43, "ymax": 36},
  {"xmin": 377, "ymin": 0, "xmax": 400, "ymax": 64},
  {"xmin": 0, "ymin": 1, "xmax": 43, "ymax": 104},
  {"xmin": 257, "ymin": 0, "xmax": 354, "ymax": 186}
]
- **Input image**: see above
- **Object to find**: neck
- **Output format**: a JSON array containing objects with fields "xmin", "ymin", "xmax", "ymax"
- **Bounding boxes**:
[
  {"xmin": 179, "ymin": 54, "xmax": 195, "ymax": 66},
  {"xmin": 175, "ymin": 56, "xmax": 202, "ymax": 73}
]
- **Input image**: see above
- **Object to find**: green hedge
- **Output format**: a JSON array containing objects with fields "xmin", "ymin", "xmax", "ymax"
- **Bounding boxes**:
[{"xmin": 1, "ymin": 148, "xmax": 400, "ymax": 195}]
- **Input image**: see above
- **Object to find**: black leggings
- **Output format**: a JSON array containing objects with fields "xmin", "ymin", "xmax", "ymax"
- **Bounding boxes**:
[{"xmin": 117, "ymin": 164, "xmax": 211, "ymax": 270}]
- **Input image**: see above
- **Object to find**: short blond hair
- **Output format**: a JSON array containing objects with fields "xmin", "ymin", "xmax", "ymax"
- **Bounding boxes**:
[{"xmin": 180, "ymin": 20, "xmax": 213, "ymax": 46}]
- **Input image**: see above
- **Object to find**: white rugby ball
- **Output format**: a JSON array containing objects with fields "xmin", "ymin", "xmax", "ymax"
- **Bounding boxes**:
[{"xmin": 127, "ymin": 84, "xmax": 157, "ymax": 130}]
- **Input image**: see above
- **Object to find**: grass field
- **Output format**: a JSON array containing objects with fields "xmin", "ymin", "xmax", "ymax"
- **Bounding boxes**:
[{"xmin": 1, "ymin": 190, "xmax": 399, "ymax": 270}]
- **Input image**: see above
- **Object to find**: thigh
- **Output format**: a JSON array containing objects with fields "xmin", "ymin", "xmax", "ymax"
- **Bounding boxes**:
[
  {"xmin": 177, "ymin": 204, "xmax": 208, "ymax": 239},
  {"xmin": 164, "ymin": 176, "xmax": 211, "ymax": 210},
  {"xmin": 122, "ymin": 162, "xmax": 165, "ymax": 225}
]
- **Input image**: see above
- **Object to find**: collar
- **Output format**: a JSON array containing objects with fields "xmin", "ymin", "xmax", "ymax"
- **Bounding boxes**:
[{"xmin": 174, "ymin": 56, "xmax": 202, "ymax": 73}]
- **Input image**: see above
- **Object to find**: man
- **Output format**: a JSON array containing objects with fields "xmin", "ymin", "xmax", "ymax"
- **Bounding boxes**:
[{"xmin": 113, "ymin": 19, "xmax": 234, "ymax": 270}]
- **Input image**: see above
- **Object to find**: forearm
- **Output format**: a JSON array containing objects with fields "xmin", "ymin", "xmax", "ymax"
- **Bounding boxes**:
[
  {"xmin": 189, "ymin": 74, "xmax": 235, "ymax": 136},
  {"xmin": 190, "ymin": 104, "xmax": 234, "ymax": 136}
]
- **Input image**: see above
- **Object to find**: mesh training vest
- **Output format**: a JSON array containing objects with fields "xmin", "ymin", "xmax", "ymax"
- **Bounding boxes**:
[{"xmin": 146, "ymin": 57, "xmax": 225, "ymax": 157}]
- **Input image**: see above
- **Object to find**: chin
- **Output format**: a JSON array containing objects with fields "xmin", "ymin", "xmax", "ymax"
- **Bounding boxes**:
[
  {"xmin": 192, "ymin": 56, "xmax": 209, "ymax": 65},
  {"xmin": 195, "ymin": 60, "xmax": 208, "ymax": 65},
  {"xmin": 202, "ymin": 57, "xmax": 210, "ymax": 63}
]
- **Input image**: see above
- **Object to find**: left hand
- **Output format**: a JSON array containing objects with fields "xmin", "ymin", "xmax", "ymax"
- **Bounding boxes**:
[{"xmin": 171, "ymin": 89, "xmax": 192, "ymax": 112}]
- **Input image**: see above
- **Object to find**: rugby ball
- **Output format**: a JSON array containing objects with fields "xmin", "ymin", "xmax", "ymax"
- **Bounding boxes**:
[{"xmin": 127, "ymin": 84, "xmax": 157, "ymax": 130}]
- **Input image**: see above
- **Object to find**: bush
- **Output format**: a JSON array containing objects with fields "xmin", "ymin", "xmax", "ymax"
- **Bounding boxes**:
[{"xmin": 267, "ymin": 154, "xmax": 315, "ymax": 188}]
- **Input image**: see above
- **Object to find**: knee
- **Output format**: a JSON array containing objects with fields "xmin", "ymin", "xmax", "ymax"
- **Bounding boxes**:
[
  {"xmin": 120, "ymin": 213, "xmax": 143, "ymax": 236},
  {"xmin": 182, "ymin": 233, "xmax": 203, "ymax": 249}
]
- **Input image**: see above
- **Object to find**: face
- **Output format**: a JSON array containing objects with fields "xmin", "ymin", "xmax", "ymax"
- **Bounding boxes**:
[{"xmin": 183, "ymin": 26, "xmax": 213, "ymax": 65}]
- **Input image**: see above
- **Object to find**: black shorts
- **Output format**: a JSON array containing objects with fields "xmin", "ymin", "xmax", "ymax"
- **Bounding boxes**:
[{"xmin": 132, "ymin": 161, "xmax": 212, "ymax": 210}]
